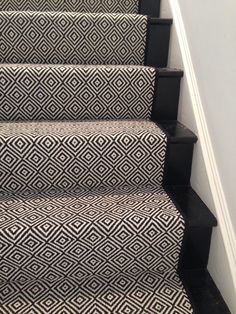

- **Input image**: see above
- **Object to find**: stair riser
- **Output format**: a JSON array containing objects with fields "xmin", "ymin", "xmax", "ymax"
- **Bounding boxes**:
[
  {"xmin": 0, "ymin": 12, "xmax": 171, "ymax": 67},
  {"xmin": 0, "ymin": 0, "xmax": 160, "ymax": 16},
  {"xmin": 0, "ymin": 121, "xmax": 196, "ymax": 194},
  {"xmin": 0, "ymin": 140, "xmax": 194, "ymax": 193},
  {"xmin": 153, "ymin": 76, "xmax": 182, "ymax": 121},
  {"xmin": 0, "ymin": 65, "xmax": 156, "ymax": 122},
  {"xmin": 163, "ymin": 143, "xmax": 195, "ymax": 186},
  {"xmin": 0, "ymin": 187, "xmax": 185, "ymax": 284},
  {"xmin": 140, "ymin": 0, "xmax": 160, "ymax": 16},
  {"xmin": 0, "ymin": 66, "xmax": 182, "ymax": 122},
  {"xmin": 182, "ymin": 227, "xmax": 213, "ymax": 270},
  {"xmin": 0, "ymin": 121, "xmax": 167, "ymax": 194},
  {"xmin": 145, "ymin": 20, "xmax": 172, "ymax": 67}
]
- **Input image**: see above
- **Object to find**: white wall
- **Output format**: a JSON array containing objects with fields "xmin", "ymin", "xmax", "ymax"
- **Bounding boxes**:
[{"xmin": 161, "ymin": 1, "xmax": 236, "ymax": 312}]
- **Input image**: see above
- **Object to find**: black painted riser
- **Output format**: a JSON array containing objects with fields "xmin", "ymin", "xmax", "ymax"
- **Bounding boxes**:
[
  {"xmin": 146, "ymin": 20, "xmax": 172, "ymax": 67},
  {"xmin": 182, "ymin": 227, "xmax": 213, "ymax": 270},
  {"xmin": 164, "ymin": 143, "xmax": 195, "ymax": 186},
  {"xmin": 140, "ymin": 0, "xmax": 160, "ymax": 16},
  {"xmin": 153, "ymin": 74, "xmax": 183, "ymax": 121}
]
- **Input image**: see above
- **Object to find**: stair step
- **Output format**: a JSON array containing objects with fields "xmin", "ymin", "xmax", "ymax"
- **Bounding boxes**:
[
  {"xmin": 158, "ymin": 121, "xmax": 198, "ymax": 186},
  {"xmin": 0, "ymin": 0, "xmax": 161, "ymax": 17},
  {"xmin": 166, "ymin": 186, "xmax": 217, "ymax": 228},
  {"xmin": 0, "ymin": 186, "xmax": 184, "ymax": 283},
  {"xmin": 1, "ymin": 273, "xmax": 192, "ymax": 313},
  {"xmin": 166, "ymin": 186, "xmax": 217, "ymax": 270},
  {"xmin": 0, "ymin": 12, "xmax": 171, "ymax": 67},
  {"xmin": 0, "ymin": 64, "xmax": 156, "ymax": 121},
  {"xmin": 0, "ymin": 65, "xmax": 185, "ymax": 122},
  {"xmin": 0, "ymin": 186, "xmax": 193, "ymax": 313},
  {"xmin": 0, "ymin": 120, "xmax": 167, "ymax": 194}
]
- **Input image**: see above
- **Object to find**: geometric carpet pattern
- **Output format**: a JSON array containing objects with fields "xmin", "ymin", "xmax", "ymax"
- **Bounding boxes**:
[
  {"xmin": 0, "ymin": 186, "xmax": 184, "ymax": 283},
  {"xmin": 0, "ymin": 0, "xmax": 140, "ymax": 14},
  {"xmin": 0, "ymin": 120, "xmax": 167, "ymax": 194},
  {"xmin": 0, "ymin": 272, "xmax": 193, "ymax": 313},
  {"xmin": 0, "ymin": 186, "xmax": 193, "ymax": 314},
  {"xmin": 0, "ymin": 64, "xmax": 156, "ymax": 121},
  {"xmin": 0, "ymin": 11, "xmax": 147, "ymax": 65},
  {"xmin": 0, "ymin": 1, "xmax": 195, "ymax": 313}
]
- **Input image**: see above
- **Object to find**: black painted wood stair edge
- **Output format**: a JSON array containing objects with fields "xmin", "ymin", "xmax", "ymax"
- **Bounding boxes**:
[
  {"xmin": 166, "ymin": 185, "xmax": 217, "ymax": 272},
  {"xmin": 158, "ymin": 120, "xmax": 197, "ymax": 186}
]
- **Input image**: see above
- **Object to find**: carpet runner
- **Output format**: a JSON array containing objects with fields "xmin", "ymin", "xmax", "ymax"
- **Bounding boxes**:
[
  {"xmin": 0, "ymin": 1, "xmax": 195, "ymax": 313},
  {"xmin": 0, "ymin": 12, "xmax": 147, "ymax": 65},
  {"xmin": 1, "ymin": 273, "xmax": 192, "ymax": 313},
  {"xmin": 0, "ymin": 64, "xmax": 156, "ymax": 121},
  {"xmin": 0, "ymin": 0, "xmax": 140, "ymax": 14},
  {"xmin": 0, "ymin": 120, "xmax": 167, "ymax": 194},
  {"xmin": 1, "ymin": 186, "xmax": 183, "ymax": 283},
  {"xmin": 0, "ymin": 186, "xmax": 192, "ymax": 313}
]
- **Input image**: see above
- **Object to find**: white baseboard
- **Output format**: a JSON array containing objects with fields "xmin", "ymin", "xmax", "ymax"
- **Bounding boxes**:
[{"xmin": 168, "ymin": 0, "xmax": 236, "ymax": 293}]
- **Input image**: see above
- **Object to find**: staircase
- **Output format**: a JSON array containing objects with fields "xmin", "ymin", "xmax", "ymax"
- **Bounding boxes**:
[{"xmin": 0, "ymin": 1, "xmax": 218, "ymax": 313}]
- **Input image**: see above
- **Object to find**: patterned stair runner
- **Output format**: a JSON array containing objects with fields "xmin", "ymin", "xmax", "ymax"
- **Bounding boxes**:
[
  {"xmin": 0, "ymin": 1, "xmax": 194, "ymax": 314},
  {"xmin": 0, "ymin": 120, "xmax": 167, "ymax": 194},
  {"xmin": 0, "ymin": 64, "xmax": 156, "ymax": 121},
  {"xmin": 0, "ymin": 12, "xmax": 147, "ymax": 65},
  {"xmin": 0, "ymin": 186, "xmax": 192, "ymax": 313},
  {"xmin": 0, "ymin": 0, "xmax": 140, "ymax": 13}
]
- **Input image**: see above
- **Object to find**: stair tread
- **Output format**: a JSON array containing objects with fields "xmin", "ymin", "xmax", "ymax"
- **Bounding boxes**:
[
  {"xmin": 1, "ymin": 272, "xmax": 192, "ymax": 313},
  {"xmin": 166, "ymin": 186, "xmax": 217, "ymax": 227},
  {"xmin": 159, "ymin": 121, "xmax": 198, "ymax": 143},
  {"xmin": 0, "ymin": 186, "xmax": 183, "ymax": 280},
  {"xmin": 158, "ymin": 67, "xmax": 184, "ymax": 77}
]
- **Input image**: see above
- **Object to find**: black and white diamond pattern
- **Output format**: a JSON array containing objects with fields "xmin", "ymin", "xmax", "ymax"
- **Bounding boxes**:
[
  {"xmin": 0, "ymin": 0, "xmax": 140, "ymax": 14},
  {"xmin": 0, "ymin": 186, "xmax": 184, "ymax": 282},
  {"xmin": 0, "ymin": 272, "xmax": 193, "ymax": 313},
  {"xmin": 0, "ymin": 11, "xmax": 147, "ymax": 65},
  {"xmin": 0, "ymin": 120, "xmax": 167, "ymax": 194},
  {"xmin": 0, "ymin": 64, "xmax": 156, "ymax": 121},
  {"xmin": 0, "ymin": 1, "xmax": 194, "ymax": 312}
]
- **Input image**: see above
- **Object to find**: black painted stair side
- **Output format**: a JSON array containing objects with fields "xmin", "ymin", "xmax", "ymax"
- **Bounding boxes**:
[
  {"xmin": 139, "ymin": 0, "xmax": 161, "ymax": 17},
  {"xmin": 182, "ymin": 270, "xmax": 231, "ymax": 314},
  {"xmin": 158, "ymin": 121, "xmax": 198, "ymax": 186}
]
